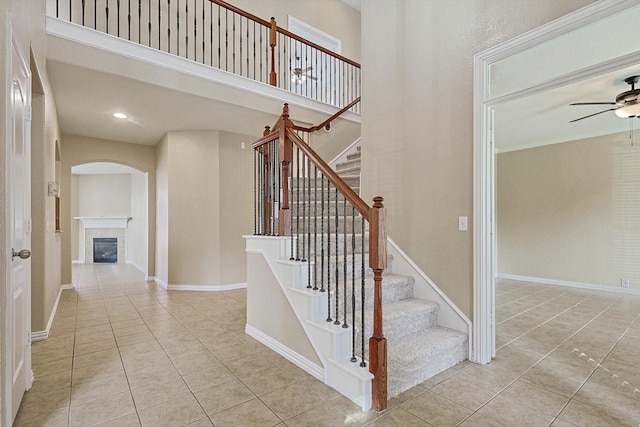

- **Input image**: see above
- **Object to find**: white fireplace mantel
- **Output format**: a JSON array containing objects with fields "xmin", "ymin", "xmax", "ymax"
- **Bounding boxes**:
[{"xmin": 74, "ymin": 216, "xmax": 132, "ymax": 229}]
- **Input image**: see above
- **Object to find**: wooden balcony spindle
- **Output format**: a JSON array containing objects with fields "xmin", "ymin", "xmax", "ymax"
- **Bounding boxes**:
[
  {"xmin": 269, "ymin": 17, "xmax": 277, "ymax": 86},
  {"xmin": 368, "ymin": 196, "xmax": 388, "ymax": 411}
]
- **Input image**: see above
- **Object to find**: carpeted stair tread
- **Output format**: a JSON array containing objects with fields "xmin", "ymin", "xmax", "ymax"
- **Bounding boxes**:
[
  {"xmin": 359, "ymin": 299, "xmax": 439, "ymax": 343},
  {"xmin": 387, "ymin": 326, "xmax": 468, "ymax": 397},
  {"xmin": 336, "ymin": 158, "xmax": 362, "ymax": 171}
]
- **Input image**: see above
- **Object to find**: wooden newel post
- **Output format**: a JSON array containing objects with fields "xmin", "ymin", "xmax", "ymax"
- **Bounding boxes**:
[
  {"xmin": 279, "ymin": 104, "xmax": 292, "ymax": 235},
  {"xmin": 368, "ymin": 196, "xmax": 388, "ymax": 411},
  {"xmin": 269, "ymin": 17, "xmax": 277, "ymax": 86}
]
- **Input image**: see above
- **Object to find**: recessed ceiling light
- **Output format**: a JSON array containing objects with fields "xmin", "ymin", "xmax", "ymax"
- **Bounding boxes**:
[{"xmin": 113, "ymin": 112, "xmax": 128, "ymax": 119}]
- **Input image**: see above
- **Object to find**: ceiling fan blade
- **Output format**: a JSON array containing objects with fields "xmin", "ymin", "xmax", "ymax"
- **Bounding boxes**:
[
  {"xmin": 301, "ymin": 67, "xmax": 313, "ymax": 72},
  {"xmin": 307, "ymin": 75, "xmax": 318, "ymax": 81},
  {"xmin": 570, "ymin": 102, "xmax": 617, "ymax": 106},
  {"xmin": 569, "ymin": 108, "xmax": 617, "ymax": 123}
]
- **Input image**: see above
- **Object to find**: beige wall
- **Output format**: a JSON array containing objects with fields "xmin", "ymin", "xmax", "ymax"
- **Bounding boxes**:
[
  {"xmin": 156, "ymin": 130, "xmax": 254, "ymax": 287},
  {"xmin": 360, "ymin": 0, "xmax": 595, "ymax": 318},
  {"xmin": 77, "ymin": 174, "xmax": 131, "ymax": 216},
  {"xmin": 498, "ymin": 131, "xmax": 640, "ymax": 290},
  {"xmin": 219, "ymin": 132, "xmax": 255, "ymax": 284},
  {"xmin": 128, "ymin": 172, "xmax": 149, "ymax": 274},
  {"xmin": 61, "ymin": 135, "xmax": 156, "ymax": 284},
  {"xmin": 167, "ymin": 131, "xmax": 222, "ymax": 285},
  {"xmin": 155, "ymin": 136, "xmax": 169, "ymax": 284}
]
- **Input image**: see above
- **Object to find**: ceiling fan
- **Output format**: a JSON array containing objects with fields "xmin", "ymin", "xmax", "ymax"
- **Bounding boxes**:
[
  {"xmin": 569, "ymin": 75, "xmax": 640, "ymax": 123},
  {"xmin": 291, "ymin": 66, "xmax": 317, "ymax": 85}
]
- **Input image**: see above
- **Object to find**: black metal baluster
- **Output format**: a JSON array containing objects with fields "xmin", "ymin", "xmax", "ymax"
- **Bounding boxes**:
[
  {"xmin": 116, "ymin": 0, "xmax": 121, "ymax": 36},
  {"xmin": 137, "ymin": 0, "xmax": 141, "ymax": 42},
  {"xmin": 239, "ymin": 16, "xmax": 243, "ymax": 76},
  {"xmin": 128, "ymin": 0, "xmax": 132, "ymax": 40},
  {"xmin": 232, "ymin": 11, "xmax": 236, "ymax": 74},
  {"xmin": 210, "ymin": 2, "xmax": 213, "ymax": 66},
  {"xmin": 246, "ymin": 18, "xmax": 249, "ymax": 78},
  {"xmin": 252, "ymin": 22, "xmax": 256, "ymax": 80},
  {"xmin": 95, "ymin": 0, "xmax": 98, "ymax": 29},
  {"xmin": 360, "ymin": 215, "xmax": 366, "ymax": 367},
  {"xmin": 175, "ymin": 0, "xmax": 179, "ymax": 54},
  {"xmin": 305, "ymin": 155, "xmax": 311, "ymax": 287},
  {"xmin": 202, "ymin": 0, "xmax": 206, "ymax": 63},
  {"xmin": 326, "ymin": 180, "xmax": 332, "ymax": 323},
  {"xmin": 302, "ymin": 150, "xmax": 307, "ymax": 264},
  {"xmin": 224, "ymin": 9, "xmax": 228, "ymax": 70},
  {"xmin": 274, "ymin": 142, "xmax": 282, "ymax": 236},
  {"xmin": 350, "ymin": 204, "xmax": 357, "ymax": 361},
  {"xmin": 253, "ymin": 149, "xmax": 257, "ymax": 235},
  {"xmin": 105, "ymin": 0, "xmax": 109, "ymax": 33},
  {"xmin": 343, "ymin": 194, "xmax": 348, "ymax": 328},
  {"xmin": 217, "ymin": 5, "xmax": 221, "ymax": 68},
  {"xmin": 167, "ymin": 0, "xmax": 171, "ymax": 52},
  {"xmin": 313, "ymin": 164, "xmax": 318, "ymax": 291},
  {"xmin": 289, "ymin": 140, "xmax": 294, "ymax": 257},
  {"xmin": 334, "ymin": 186, "xmax": 340, "ymax": 326},
  {"xmin": 295, "ymin": 145, "xmax": 301, "ymax": 261},
  {"xmin": 193, "ymin": 0, "xmax": 197, "ymax": 61},
  {"xmin": 185, "ymin": 0, "xmax": 188, "ymax": 57},
  {"xmin": 272, "ymin": 141, "xmax": 275, "ymax": 235},
  {"xmin": 156, "ymin": 0, "xmax": 160, "ymax": 48},
  {"xmin": 320, "ymin": 175, "xmax": 325, "ymax": 292},
  {"xmin": 81, "ymin": 0, "xmax": 86, "ymax": 25}
]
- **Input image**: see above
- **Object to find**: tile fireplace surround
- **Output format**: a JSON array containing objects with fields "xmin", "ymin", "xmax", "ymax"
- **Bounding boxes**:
[{"xmin": 75, "ymin": 217, "xmax": 131, "ymax": 264}]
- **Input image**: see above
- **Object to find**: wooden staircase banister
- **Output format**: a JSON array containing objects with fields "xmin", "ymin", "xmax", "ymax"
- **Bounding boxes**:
[
  {"xmin": 292, "ymin": 97, "xmax": 361, "ymax": 133},
  {"xmin": 252, "ymin": 103, "xmax": 388, "ymax": 411},
  {"xmin": 209, "ymin": 0, "xmax": 271, "ymax": 27},
  {"xmin": 287, "ymin": 129, "xmax": 370, "ymax": 219}
]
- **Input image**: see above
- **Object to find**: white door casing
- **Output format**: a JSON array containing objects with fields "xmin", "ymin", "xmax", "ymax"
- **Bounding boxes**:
[
  {"xmin": 5, "ymin": 18, "xmax": 32, "ymax": 424},
  {"xmin": 472, "ymin": 0, "xmax": 639, "ymax": 364}
]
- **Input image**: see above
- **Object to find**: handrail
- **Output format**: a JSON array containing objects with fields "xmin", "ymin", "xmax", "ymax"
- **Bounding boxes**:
[
  {"xmin": 275, "ymin": 26, "xmax": 361, "ymax": 68},
  {"xmin": 209, "ymin": 0, "xmax": 271, "ymax": 27},
  {"xmin": 288, "ymin": 129, "xmax": 370, "ymax": 219},
  {"xmin": 293, "ymin": 97, "xmax": 361, "ymax": 133}
]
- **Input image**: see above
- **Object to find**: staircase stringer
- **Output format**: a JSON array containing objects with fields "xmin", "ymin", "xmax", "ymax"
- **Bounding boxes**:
[{"xmin": 245, "ymin": 235, "xmax": 373, "ymax": 411}]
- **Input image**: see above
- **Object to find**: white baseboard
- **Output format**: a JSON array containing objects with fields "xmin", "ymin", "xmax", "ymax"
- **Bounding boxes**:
[
  {"xmin": 154, "ymin": 277, "xmax": 168, "ymax": 289},
  {"xmin": 145, "ymin": 275, "xmax": 155, "ymax": 282},
  {"xmin": 245, "ymin": 324, "xmax": 324, "ymax": 381},
  {"xmin": 153, "ymin": 278, "xmax": 245, "ymax": 291},
  {"xmin": 72, "ymin": 259, "xmax": 83, "ymax": 264},
  {"xmin": 126, "ymin": 260, "xmax": 147, "ymax": 276},
  {"xmin": 497, "ymin": 273, "xmax": 640, "ymax": 295},
  {"xmin": 31, "ymin": 284, "xmax": 74, "ymax": 342},
  {"xmin": 167, "ymin": 283, "xmax": 247, "ymax": 292}
]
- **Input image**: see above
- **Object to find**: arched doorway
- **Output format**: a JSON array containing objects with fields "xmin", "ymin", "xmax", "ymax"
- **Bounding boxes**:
[{"xmin": 71, "ymin": 162, "xmax": 149, "ymax": 277}]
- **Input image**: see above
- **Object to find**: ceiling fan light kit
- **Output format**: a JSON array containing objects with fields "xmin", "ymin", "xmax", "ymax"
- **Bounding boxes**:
[
  {"xmin": 570, "ymin": 75, "xmax": 640, "ymax": 122},
  {"xmin": 615, "ymin": 100, "xmax": 640, "ymax": 118}
]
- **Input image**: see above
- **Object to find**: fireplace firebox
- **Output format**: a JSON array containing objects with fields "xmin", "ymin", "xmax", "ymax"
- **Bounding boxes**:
[{"xmin": 93, "ymin": 238, "xmax": 117, "ymax": 263}]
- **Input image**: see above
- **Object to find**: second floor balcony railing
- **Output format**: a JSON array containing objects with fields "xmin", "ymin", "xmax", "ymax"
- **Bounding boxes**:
[{"xmin": 51, "ymin": 0, "xmax": 361, "ymax": 113}]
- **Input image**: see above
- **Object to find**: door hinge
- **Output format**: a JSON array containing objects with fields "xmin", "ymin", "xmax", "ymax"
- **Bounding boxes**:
[
  {"xmin": 27, "ymin": 218, "xmax": 32, "ymax": 233},
  {"xmin": 25, "ymin": 105, "xmax": 32, "ymax": 121},
  {"xmin": 27, "ymin": 332, "xmax": 31, "ymax": 344}
]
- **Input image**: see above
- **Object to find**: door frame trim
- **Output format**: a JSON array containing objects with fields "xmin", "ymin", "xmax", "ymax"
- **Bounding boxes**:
[{"xmin": 472, "ymin": 0, "xmax": 639, "ymax": 364}]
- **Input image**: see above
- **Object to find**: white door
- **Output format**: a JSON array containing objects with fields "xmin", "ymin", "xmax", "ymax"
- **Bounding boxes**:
[{"xmin": 6, "ymin": 30, "xmax": 32, "ymax": 424}]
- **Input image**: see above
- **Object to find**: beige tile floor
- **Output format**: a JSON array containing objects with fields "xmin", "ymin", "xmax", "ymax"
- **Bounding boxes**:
[{"xmin": 15, "ymin": 265, "xmax": 640, "ymax": 426}]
